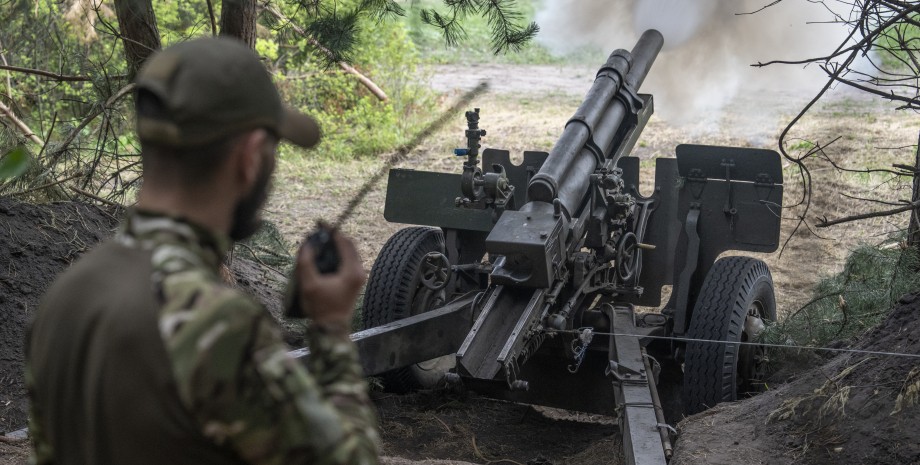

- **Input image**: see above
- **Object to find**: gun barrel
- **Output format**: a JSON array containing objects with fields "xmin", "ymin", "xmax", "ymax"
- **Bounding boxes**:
[{"xmin": 528, "ymin": 30, "xmax": 663, "ymax": 215}]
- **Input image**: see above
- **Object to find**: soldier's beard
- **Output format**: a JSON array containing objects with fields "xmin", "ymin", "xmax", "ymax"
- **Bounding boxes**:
[{"xmin": 229, "ymin": 159, "xmax": 272, "ymax": 242}]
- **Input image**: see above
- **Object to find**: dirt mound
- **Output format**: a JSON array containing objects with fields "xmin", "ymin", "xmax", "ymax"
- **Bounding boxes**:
[
  {"xmin": 0, "ymin": 198, "xmax": 286, "ymax": 438},
  {"xmin": 0, "ymin": 198, "xmax": 120, "ymax": 434},
  {"xmin": 672, "ymin": 293, "xmax": 920, "ymax": 465}
]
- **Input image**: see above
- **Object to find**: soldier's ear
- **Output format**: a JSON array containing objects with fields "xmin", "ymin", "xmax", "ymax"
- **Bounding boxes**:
[{"xmin": 234, "ymin": 129, "xmax": 269, "ymax": 193}]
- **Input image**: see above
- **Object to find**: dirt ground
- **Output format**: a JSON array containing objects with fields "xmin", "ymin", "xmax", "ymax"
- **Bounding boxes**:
[
  {"xmin": 672, "ymin": 292, "xmax": 920, "ymax": 465},
  {"xmin": 1, "ymin": 62, "xmax": 919, "ymax": 464},
  {"xmin": 0, "ymin": 198, "xmax": 120, "ymax": 435},
  {"xmin": 375, "ymin": 391, "xmax": 621, "ymax": 465}
]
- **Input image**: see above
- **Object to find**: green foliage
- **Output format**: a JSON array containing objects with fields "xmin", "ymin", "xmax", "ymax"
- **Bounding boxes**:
[
  {"xmin": 0, "ymin": 0, "xmax": 441, "ymax": 203},
  {"xmin": 234, "ymin": 221, "xmax": 295, "ymax": 272},
  {"xmin": 276, "ymin": 10, "xmax": 431, "ymax": 161},
  {"xmin": 153, "ymin": 0, "xmax": 218, "ymax": 46},
  {"xmin": 0, "ymin": 0, "xmax": 551, "ymax": 203},
  {"xmin": 404, "ymin": 0, "xmax": 596, "ymax": 65},
  {"xmin": 0, "ymin": 145, "xmax": 31, "ymax": 180},
  {"xmin": 785, "ymin": 139, "xmax": 815, "ymax": 152},
  {"xmin": 280, "ymin": 0, "xmax": 536, "ymax": 65},
  {"xmin": 876, "ymin": 15, "xmax": 920, "ymax": 71},
  {"xmin": 764, "ymin": 243, "xmax": 920, "ymax": 350},
  {"xmin": 419, "ymin": 0, "xmax": 538, "ymax": 54}
]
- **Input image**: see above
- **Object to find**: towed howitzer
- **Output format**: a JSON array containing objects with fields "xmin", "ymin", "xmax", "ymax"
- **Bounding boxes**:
[{"xmin": 292, "ymin": 29, "xmax": 784, "ymax": 465}]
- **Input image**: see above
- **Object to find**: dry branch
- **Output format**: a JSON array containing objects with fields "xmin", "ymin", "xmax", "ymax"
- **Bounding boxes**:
[
  {"xmin": 264, "ymin": 6, "xmax": 389, "ymax": 102},
  {"xmin": 53, "ymin": 83, "xmax": 135, "ymax": 158},
  {"xmin": 8, "ymin": 172, "xmax": 83, "ymax": 196},
  {"xmin": 0, "ymin": 99, "xmax": 44, "ymax": 146},
  {"xmin": 756, "ymin": 1, "xmax": 920, "ymax": 251},
  {"xmin": 0, "ymin": 64, "xmax": 91, "ymax": 82},
  {"xmin": 70, "ymin": 185, "xmax": 124, "ymax": 208},
  {"xmin": 817, "ymin": 199, "xmax": 920, "ymax": 228}
]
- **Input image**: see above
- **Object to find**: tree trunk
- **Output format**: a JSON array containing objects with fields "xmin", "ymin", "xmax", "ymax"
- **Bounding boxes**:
[
  {"xmin": 908, "ymin": 130, "xmax": 920, "ymax": 257},
  {"xmin": 113, "ymin": 0, "xmax": 161, "ymax": 79},
  {"xmin": 219, "ymin": 0, "xmax": 257, "ymax": 48}
]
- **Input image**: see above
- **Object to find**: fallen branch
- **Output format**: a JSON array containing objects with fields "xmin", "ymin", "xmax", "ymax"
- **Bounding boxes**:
[
  {"xmin": 264, "ymin": 6, "xmax": 389, "ymax": 102},
  {"xmin": 8, "ymin": 172, "xmax": 83, "ymax": 196},
  {"xmin": 0, "ymin": 99, "xmax": 44, "ymax": 146},
  {"xmin": 816, "ymin": 199, "xmax": 920, "ymax": 228},
  {"xmin": 69, "ymin": 185, "xmax": 125, "ymax": 208},
  {"xmin": 0, "ymin": 64, "xmax": 92, "ymax": 82}
]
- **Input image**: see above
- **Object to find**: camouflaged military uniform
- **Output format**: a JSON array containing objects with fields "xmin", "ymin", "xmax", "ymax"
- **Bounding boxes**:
[{"xmin": 26, "ymin": 210, "xmax": 379, "ymax": 465}]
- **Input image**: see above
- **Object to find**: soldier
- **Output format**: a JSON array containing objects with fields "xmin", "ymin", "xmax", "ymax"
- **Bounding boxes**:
[{"xmin": 25, "ymin": 37, "xmax": 379, "ymax": 464}]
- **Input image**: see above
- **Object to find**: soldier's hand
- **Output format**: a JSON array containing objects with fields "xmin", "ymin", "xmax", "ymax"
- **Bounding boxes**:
[{"xmin": 296, "ymin": 231, "xmax": 366, "ymax": 328}]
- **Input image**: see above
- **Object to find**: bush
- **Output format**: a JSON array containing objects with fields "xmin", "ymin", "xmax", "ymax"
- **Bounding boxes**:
[
  {"xmin": 765, "ymin": 242, "xmax": 920, "ymax": 349},
  {"xmin": 276, "ymin": 7, "xmax": 432, "ymax": 161}
]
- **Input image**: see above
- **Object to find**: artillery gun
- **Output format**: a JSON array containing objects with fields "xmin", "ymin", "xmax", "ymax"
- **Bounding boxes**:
[{"xmin": 293, "ymin": 29, "xmax": 784, "ymax": 465}]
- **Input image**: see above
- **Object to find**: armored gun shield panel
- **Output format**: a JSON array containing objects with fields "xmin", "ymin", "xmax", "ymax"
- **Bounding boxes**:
[
  {"xmin": 675, "ymin": 144, "xmax": 784, "ymax": 252},
  {"xmin": 384, "ymin": 170, "xmax": 494, "ymax": 231},
  {"xmin": 384, "ymin": 149, "xmax": 549, "ymax": 232}
]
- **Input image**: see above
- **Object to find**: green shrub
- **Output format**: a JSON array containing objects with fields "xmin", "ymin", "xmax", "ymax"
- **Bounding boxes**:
[
  {"xmin": 765, "ymin": 242, "xmax": 920, "ymax": 350},
  {"xmin": 274, "ymin": 10, "xmax": 432, "ymax": 161}
]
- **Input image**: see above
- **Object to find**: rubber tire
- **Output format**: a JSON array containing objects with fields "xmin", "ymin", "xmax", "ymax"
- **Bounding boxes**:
[
  {"xmin": 682, "ymin": 256, "xmax": 776, "ymax": 415},
  {"xmin": 362, "ymin": 226, "xmax": 452, "ymax": 393}
]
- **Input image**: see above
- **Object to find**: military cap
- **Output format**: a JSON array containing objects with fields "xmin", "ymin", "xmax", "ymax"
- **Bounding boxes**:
[{"xmin": 134, "ymin": 37, "xmax": 320, "ymax": 149}]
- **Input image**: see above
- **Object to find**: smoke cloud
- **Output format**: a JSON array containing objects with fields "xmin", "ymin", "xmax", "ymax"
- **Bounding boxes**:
[{"xmin": 536, "ymin": 0, "xmax": 852, "ymax": 140}]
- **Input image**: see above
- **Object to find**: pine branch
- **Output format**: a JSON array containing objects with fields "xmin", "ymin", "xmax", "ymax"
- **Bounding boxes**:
[
  {"xmin": 358, "ymin": 0, "xmax": 405, "ymax": 21},
  {"xmin": 419, "ymin": 0, "xmax": 536, "ymax": 53},
  {"xmin": 480, "ymin": 0, "xmax": 539, "ymax": 54},
  {"xmin": 0, "ymin": 99, "xmax": 43, "ymax": 146},
  {"xmin": 264, "ymin": 6, "xmax": 389, "ymax": 102},
  {"xmin": 420, "ymin": 9, "xmax": 467, "ymax": 47},
  {"xmin": 305, "ymin": 9, "xmax": 360, "ymax": 64}
]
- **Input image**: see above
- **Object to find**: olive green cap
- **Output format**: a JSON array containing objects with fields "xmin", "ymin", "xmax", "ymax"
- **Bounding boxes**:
[{"xmin": 134, "ymin": 37, "xmax": 320, "ymax": 149}]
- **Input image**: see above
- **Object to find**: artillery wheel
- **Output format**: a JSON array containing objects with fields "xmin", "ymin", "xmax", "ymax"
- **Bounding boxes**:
[
  {"xmin": 682, "ymin": 256, "xmax": 775, "ymax": 414},
  {"xmin": 362, "ymin": 227, "xmax": 455, "ymax": 392}
]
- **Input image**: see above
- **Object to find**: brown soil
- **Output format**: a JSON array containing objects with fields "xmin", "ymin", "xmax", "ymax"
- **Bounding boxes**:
[
  {"xmin": 672, "ymin": 293, "xmax": 920, "ymax": 465},
  {"xmin": 0, "ymin": 198, "xmax": 287, "ymax": 465},
  {"xmin": 0, "ymin": 440, "xmax": 28, "ymax": 465},
  {"xmin": 0, "ymin": 198, "xmax": 120, "ymax": 435},
  {"xmin": 375, "ymin": 391, "xmax": 620, "ymax": 465}
]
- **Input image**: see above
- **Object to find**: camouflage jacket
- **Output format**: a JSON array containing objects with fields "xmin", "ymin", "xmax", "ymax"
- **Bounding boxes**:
[{"xmin": 26, "ymin": 210, "xmax": 379, "ymax": 465}]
